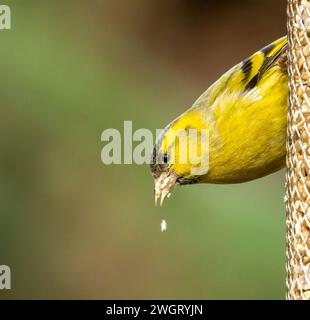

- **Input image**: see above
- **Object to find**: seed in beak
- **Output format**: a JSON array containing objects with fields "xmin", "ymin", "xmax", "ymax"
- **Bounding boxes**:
[{"xmin": 154, "ymin": 173, "xmax": 177, "ymax": 206}]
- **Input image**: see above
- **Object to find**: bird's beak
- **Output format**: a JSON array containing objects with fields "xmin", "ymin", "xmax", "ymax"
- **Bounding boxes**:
[{"xmin": 154, "ymin": 172, "xmax": 178, "ymax": 206}]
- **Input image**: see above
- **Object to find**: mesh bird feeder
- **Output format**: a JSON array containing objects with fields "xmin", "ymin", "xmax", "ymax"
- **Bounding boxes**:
[{"xmin": 286, "ymin": 0, "xmax": 310, "ymax": 300}]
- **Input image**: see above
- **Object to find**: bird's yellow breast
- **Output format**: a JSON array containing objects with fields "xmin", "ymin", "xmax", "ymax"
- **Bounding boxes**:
[
  {"xmin": 201, "ymin": 65, "xmax": 288, "ymax": 183},
  {"xmin": 163, "ymin": 65, "xmax": 288, "ymax": 183}
]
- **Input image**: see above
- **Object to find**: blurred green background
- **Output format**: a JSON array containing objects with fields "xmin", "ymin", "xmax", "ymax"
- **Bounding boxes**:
[{"xmin": 0, "ymin": 0, "xmax": 287, "ymax": 299}]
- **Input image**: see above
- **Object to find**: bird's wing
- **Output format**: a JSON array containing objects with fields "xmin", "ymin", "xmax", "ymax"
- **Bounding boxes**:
[
  {"xmin": 204, "ymin": 36, "xmax": 288, "ymax": 106},
  {"xmin": 241, "ymin": 36, "xmax": 288, "ymax": 91}
]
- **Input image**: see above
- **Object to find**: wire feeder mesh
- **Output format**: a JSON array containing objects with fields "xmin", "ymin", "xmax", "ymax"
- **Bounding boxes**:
[{"xmin": 286, "ymin": 0, "xmax": 310, "ymax": 300}]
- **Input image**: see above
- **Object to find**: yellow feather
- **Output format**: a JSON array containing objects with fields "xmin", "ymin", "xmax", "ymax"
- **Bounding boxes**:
[{"xmin": 158, "ymin": 37, "xmax": 288, "ymax": 183}]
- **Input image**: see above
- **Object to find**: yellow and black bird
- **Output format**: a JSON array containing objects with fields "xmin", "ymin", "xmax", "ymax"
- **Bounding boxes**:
[{"xmin": 150, "ymin": 37, "xmax": 288, "ymax": 205}]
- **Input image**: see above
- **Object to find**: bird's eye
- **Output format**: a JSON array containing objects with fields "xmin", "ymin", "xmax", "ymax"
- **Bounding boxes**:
[{"xmin": 163, "ymin": 153, "xmax": 169, "ymax": 164}]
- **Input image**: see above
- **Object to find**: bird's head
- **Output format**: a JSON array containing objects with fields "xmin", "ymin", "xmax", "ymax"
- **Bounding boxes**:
[{"xmin": 150, "ymin": 110, "xmax": 209, "ymax": 205}]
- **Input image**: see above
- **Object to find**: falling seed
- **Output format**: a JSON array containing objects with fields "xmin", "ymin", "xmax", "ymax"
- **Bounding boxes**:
[{"xmin": 160, "ymin": 219, "xmax": 167, "ymax": 232}]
